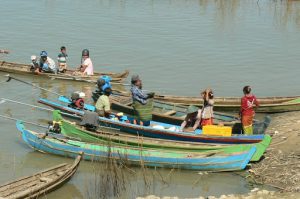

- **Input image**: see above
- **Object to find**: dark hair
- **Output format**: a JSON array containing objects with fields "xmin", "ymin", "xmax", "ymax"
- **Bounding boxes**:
[
  {"xmin": 61, "ymin": 46, "xmax": 66, "ymax": 51},
  {"xmin": 104, "ymin": 87, "xmax": 112, "ymax": 96},
  {"xmin": 243, "ymin": 86, "xmax": 251, "ymax": 94},
  {"xmin": 208, "ymin": 91, "xmax": 214, "ymax": 99}
]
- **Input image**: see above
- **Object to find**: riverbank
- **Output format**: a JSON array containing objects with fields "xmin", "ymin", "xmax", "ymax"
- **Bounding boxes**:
[{"xmin": 137, "ymin": 111, "xmax": 300, "ymax": 198}]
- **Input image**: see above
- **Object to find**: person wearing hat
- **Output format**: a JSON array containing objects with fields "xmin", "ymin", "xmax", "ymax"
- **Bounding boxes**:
[
  {"xmin": 95, "ymin": 85, "xmax": 112, "ymax": 118},
  {"xmin": 77, "ymin": 49, "xmax": 94, "ymax": 75},
  {"xmin": 30, "ymin": 55, "xmax": 41, "ymax": 74},
  {"xmin": 39, "ymin": 51, "xmax": 57, "ymax": 73},
  {"xmin": 130, "ymin": 75, "xmax": 155, "ymax": 126},
  {"xmin": 180, "ymin": 105, "xmax": 202, "ymax": 132}
]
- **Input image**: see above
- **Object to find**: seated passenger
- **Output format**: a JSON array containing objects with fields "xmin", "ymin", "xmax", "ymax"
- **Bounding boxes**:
[
  {"xmin": 95, "ymin": 86, "xmax": 112, "ymax": 118},
  {"xmin": 57, "ymin": 46, "xmax": 68, "ymax": 73},
  {"xmin": 39, "ymin": 51, "xmax": 57, "ymax": 74},
  {"xmin": 76, "ymin": 49, "xmax": 94, "ymax": 76},
  {"xmin": 30, "ymin": 55, "xmax": 41, "ymax": 74}
]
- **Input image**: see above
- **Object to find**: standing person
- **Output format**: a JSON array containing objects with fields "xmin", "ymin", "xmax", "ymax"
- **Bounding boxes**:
[
  {"xmin": 200, "ymin": 88, "xmax": 214, "ymax": 126},
  {"xmin": 240, "ymin": 86, "xmax": 259, "ymax": 135},
  {"xmin": 78, "ymin": 49, "xmax": 93, "ymax": 75},
  {"xmin": 57, "ymin": 46, "xmax": 68, "ymax": 73},
  {"xmin": 130, "ymin": 75, "xmax": 155, "ymax": 126},
  {"xmin": 95, "ymin": 86, "xmax": 112, "ymax": 118},
  {"xmin": 39, "ymin": 51, "xmax": 57, "ymax": 73}
]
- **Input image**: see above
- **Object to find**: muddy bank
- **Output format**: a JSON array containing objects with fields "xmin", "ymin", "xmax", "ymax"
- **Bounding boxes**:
[{"xmin": 137, "ymin": 111, "xmax": 300, "ymax": 198}]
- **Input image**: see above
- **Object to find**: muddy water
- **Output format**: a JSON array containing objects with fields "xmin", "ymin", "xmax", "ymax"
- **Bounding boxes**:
[{"xmin": 0, "ymin": 0, "xmax": 299, "ymax": 198}]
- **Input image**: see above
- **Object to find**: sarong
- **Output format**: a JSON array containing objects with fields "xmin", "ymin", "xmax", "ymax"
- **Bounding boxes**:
[{"xmin": 242, "ymin": 114, "xmax": 254, "ymax": 135}]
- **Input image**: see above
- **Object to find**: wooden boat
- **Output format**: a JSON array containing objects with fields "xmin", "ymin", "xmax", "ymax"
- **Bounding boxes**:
[
  {"xmin": 153, "ymin": 94, "xmax": 300, "ymax": 113},
  {"xmin": 53, "ymin": 110, "xmax": 271, "ymax": 162},
  {"xmin": 17, "ymin": 121, "xmax": 257, "ymax": 171},
  {"xmin": 58, "ymin": 95, "xmax": 271, "ymax": 134},
  {"xmin": 0, "ymin": 154, "xmax": 82, "ymax": 199},
  {"xmin": 38, "ymin": 98, "xmax": 268, "ymax": 144},
  {"xmin": 0, "ymin": 60, "xmax": 129, "ymax": 84}
]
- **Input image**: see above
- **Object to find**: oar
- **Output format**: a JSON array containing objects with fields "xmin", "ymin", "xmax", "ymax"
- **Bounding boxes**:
[
  {"xmin": 4, "ymin": 74, "xmax": 61, "ymax": 96},
  {"xmin": 0, "ymin": 114, "xmax": 48, "ymax": 129}
]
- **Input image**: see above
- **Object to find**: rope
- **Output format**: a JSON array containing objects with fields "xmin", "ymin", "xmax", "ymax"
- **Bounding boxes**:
[{"xmin": 0, "ymin": 114, "xmax": 48, "ymax": 129}]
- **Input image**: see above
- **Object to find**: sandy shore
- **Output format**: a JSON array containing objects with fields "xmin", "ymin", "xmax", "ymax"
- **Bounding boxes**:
[{"xmin": 137, "ymin": 111, "xmax": 300, "ymax": 199}]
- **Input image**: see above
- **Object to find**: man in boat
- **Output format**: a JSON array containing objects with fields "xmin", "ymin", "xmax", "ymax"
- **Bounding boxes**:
[
  {"xmin": 77, "ymin": 49, "xmax": 94, "ymax": 75},
  {"xmin": 0, "ymin": 49, "xmax": 9, "ymax": 54},
  {"xmin": 57, "ymin": 46, "xmax": 68, "ymax": 73},
  {"xmin": 92, "ymin": 76, "xmax": 112, "ymax": 102},
  {"xmin": 130, "ymin": 75, "xmax": 155, "ymax": 126},
  {"xmin": 95, "ymin": 84, "xmax": 112, "ymax": 118},
  {"xmin": 240, "ymin": 86, "xmax": 259, "ymax": 135},
  {"xmin": 39, "ymin": 51, "xmax": 57, "ymax": 74}
]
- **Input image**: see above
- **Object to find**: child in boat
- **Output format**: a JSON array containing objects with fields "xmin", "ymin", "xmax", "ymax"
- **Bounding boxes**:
[
  {"xmin": 240, "ymin": 86, "xmax": 259, "ymax": 135},
  {"xmin": 30, "ymin": 55, "xmax": 41, "ymax": 74},
  {"xmin": 200, "ymin": 88, "xmax": 214, "ymax": 126},
  {"xmin": 76, "ymin": 49, "xmax": 94, "ymax": 76},
  {"xmin": 57, "ymin": 46, "xmax": 68, "ymax": 73},
  {"xmin": 95, "ymin": 86, "xmax": 112, "ymax": 118},
  {"xmin": 180, "ymin": 105, "xmax": 202, "ymax": 132}
]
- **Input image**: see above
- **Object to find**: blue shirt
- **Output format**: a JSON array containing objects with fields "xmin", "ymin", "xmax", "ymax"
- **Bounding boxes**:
[{"xmin": 131, "ymin": 86, "xmax": 147, "ymax": 105}]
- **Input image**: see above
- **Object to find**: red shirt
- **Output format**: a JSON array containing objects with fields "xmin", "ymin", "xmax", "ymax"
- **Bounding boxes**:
[{"xmin": 241, "ymin": 95, "xmax": 259, "ymax": 116}]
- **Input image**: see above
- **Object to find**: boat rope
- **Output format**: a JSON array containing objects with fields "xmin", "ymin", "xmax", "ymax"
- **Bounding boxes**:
[
  {"xmin": 4, "ymin": 74, "xmax": 61, "ymax": 96},
  {"xmin": 0, "ymin": 98, "xmax": 81, "ymax": 119},
  {"xmin": 0, "ymin": 114, "xmax": 48, "ymax": 129}
]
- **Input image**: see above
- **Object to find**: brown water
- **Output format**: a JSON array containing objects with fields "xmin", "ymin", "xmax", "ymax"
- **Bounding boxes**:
[{"xmin": 1, "ymin": 0, "xmax": 299, "ymax": 198}]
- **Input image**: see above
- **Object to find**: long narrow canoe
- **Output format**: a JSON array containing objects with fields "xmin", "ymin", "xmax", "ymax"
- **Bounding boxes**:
[
  {"xmin": 58, "ymin": 95, "xmax": 271, "ymax": 134},
  {"xmin": 38, "ymin": 98, "xmax": 268, "ymax": 144},
  {"xmin": 153, "ymin": 94, "xmax": 300, "ymax": 113},
  {"xmin": 0, "ymin": 60, "xmax": 129, "ymax": 84},
  {"xmin": 0, "ymin": 154, "xmax": 82, "ymax": 199},
  {"xmin": 17, "ymin": 121, "xmax": 256, "ymax": 171},
  {"xmin": 53, "ymin": 111, "xmax": 271, "ymax": 162}
]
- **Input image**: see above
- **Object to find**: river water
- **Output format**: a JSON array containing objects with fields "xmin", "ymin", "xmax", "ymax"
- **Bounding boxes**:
[{"xmin": 0, "ymin": 0, "xmax": 299, "ymax": 198}]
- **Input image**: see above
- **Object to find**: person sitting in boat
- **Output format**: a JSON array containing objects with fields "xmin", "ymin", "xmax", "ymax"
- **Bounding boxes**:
[
  {"xmin": 57, "ymin": 46, "xmax": 68, "ymax": 73},
  {"xmin": 30, "ymin": 55, "xmax": 41, "ymax": 74},
  {"xmin": 95, "ymin": 85, "xmax": 112, "ymax": 118},
  {"xmin": 240, "ymin": 86, "xmax": 259, "ymax": 135},
  {"xmin": 180, "ymin": 105, "xmax": 202, "ymax": 132},
  {"xmin": 69, "ymin": 91, "xmax": 85, "ymax": 110},
  {"xmin": 39, "ymin": 51, "xmax": 57, "ymax": 74},
  {"xmin": 92, "ymin": 76, "xmax": 112, "ymax": 102},
  {"xmin": 200, "ymin": 88, "xmax": 214, "ymax": 126},
  {"xmin": 130, "ymin": 75, "xmax": 155, "ymax": 126},
  {"xmin": 76, "ymin": 49, "xmax": 94, "ymax": 76}
]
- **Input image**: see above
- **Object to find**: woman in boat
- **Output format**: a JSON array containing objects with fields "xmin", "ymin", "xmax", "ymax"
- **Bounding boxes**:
[
  {"xmin": 180, "ymin": 105, "xmax": 202, "ymax": 132},
  {"xmin": 130, "ymin": 75, "xmax": 155, "ymax": 126},
  {"xmin": 95, "ymin": 85, "xmax": 112, "ymax": 118},
  {"xmin": 57, "ymin": 46, "xmax": 68, "ymax": 73},
  {"xmin": 240, "ymin": 86, "xmax": 259, "ymax": 135},
  {"xmin": 200, "ymin": 88, "xmax": 214, "ymax": 126},
  {"xmin": 77, "ymin": 49, "xmax": 94, "ymax": 75},
  {"xmin": 39, "ymin": 51, "xmax": 57, "ymax": 74}
]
